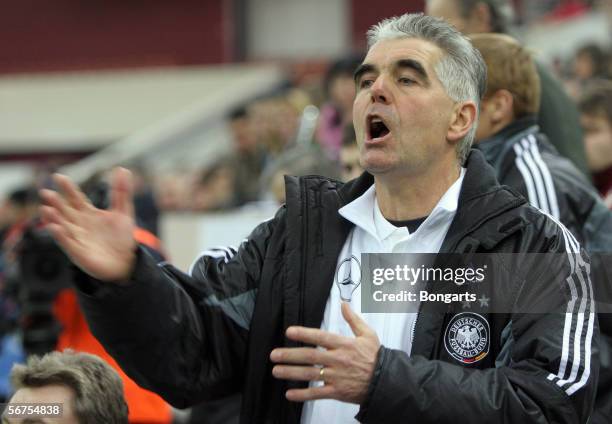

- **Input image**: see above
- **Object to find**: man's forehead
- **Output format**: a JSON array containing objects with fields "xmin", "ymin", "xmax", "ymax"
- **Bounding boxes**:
[{"xmin": 363, "ymin": 38, "xmax": 443, "ymax": 69}]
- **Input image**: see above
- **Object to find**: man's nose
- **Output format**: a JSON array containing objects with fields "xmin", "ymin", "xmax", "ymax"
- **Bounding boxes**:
[{"xmin": 370, "ymin": 75, "xmax": 391, "ymax": 104}]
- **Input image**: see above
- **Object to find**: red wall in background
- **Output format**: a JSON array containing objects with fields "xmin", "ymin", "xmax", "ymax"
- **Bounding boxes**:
[
  {"xmin": 350, "ymin": 0, "xmax": 425, "ymax": 51},
  {"xmin": 0, "ymin": 0, "xmax": 228, "ymax": 74}
]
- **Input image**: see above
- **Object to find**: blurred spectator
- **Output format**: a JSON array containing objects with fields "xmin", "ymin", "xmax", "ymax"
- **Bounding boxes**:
[
  {"xmin": 250, "ymin": 95, "xmax": 303, "ymax": 156},
  {"xmin": 1, "ymin": 188, "xmax": 39, "ymax": 254},
  {"xmin": 6, "ymin": 350, "xmax": 128, "ymax": 424},
  {"xmin": 574, "ymin": 43, "xmax": 610, "ymax": 82},
  {"xmin": 266, "ymin": 146, "xmax": 341, "ymax": 204},
  {"xmin": 155, "ymin": 172, "xmax": 193, "ymax": 211},
  {"xmin": 340, "ymin": 124, "xmax": 363, "ymax": 181},
  {"xmin": 227, "ymin": 105, "xmax": 269, "ymax": 206},
  {"xmin": 579, "ymin": 81, "xmax": 612, "ymax": 208},
  {"xmin": 315, "ymin": 55, "xmax": 363, "ymax": 160},
  {"xmin": 192, "ymin": 161, "xmax": 236, "ymax": 211},
  {"xmin": 131, "ymin": 165, "xmax": 161, "ymax": 236},
  {"xmin": 472, "ymin": 37, "xmax": 612, "ymax": 424},
  {"xmin": 426, "ymin": 0, "xmax": 592, "ymax": 176},
  {"xmin": 471, "ymin": 33, "xmax": 602, "ymax": 244},
  {"xmin": 53, "ymin": 288, "xmax": 172, "ymax": 424},
  {"xmin": 0, "ymin": 188, "xmax": 38, "ymax": 403},
  {"xmin": 426, "ymin": 0, "xmax": 515, "ymax": 33}
]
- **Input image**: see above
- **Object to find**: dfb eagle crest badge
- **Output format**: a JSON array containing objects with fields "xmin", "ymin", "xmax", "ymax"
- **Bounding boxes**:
[{"xmin": 444, "ymin": 312, "xmax": 490, "ymax": 364}]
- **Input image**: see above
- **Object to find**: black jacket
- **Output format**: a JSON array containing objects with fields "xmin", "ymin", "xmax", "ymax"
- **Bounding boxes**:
[
  {"xmin": 477, "ymin": 117, "xmax": 612, "ymax": 423},
  {"xmin": 76, "ymin": 150, "xmax": 598, "ymax": 423}
]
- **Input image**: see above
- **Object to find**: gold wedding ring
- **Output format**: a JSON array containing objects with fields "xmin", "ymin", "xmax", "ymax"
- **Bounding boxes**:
[{"xmin": 319, "ymin": 366, "xmax": 326, "ymax": 381}]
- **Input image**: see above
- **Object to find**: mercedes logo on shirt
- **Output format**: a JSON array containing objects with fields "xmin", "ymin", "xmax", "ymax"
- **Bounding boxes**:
[{"xmin": 335, "ymin": 255, "xmax": 362, "ymax": 302}]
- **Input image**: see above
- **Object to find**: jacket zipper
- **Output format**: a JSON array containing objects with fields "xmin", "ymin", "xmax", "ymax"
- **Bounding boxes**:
[
  {"xmin": 298, "ymin": 179, "xmax": 308, "ymax": 327},
  {"xmin": 409, "ymin": 311, "xmax": 418, "ymax": 354},
  {"xmin": 410, "ymin": 197, "xmax": 525, "ymax": 355}
]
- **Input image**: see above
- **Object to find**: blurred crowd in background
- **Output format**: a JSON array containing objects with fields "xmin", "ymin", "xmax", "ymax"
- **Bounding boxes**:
[{"xmin": 0, "ymin": 0, "xmax": 612, "ymax": 422}]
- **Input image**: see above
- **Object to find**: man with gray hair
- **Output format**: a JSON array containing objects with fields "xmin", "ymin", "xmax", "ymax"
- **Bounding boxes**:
[
  {"xmin": 426, "ymin": 0, "xmax": 591, "ymax": 176},
  {"xmin": 39, "ymin": 13, "xmax": 597, "ymax": 423},
  {"xmin": 3, "ymin": 350, "xmax": 128, "ymax": 423}
]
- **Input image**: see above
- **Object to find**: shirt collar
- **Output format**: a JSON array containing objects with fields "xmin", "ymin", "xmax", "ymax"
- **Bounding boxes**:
[{"xmin": 339, "ymin": 168, "xmax": 466, "ymax": 242}]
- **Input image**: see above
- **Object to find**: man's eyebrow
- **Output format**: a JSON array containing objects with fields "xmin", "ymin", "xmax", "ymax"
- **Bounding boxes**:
[
  {"xmin": 353, "ymin": 63, "xmax": 376, "ymax": 84},
  {"xmin": 396, "ymin": 59, "xmax": 430, "ymax": 84}
]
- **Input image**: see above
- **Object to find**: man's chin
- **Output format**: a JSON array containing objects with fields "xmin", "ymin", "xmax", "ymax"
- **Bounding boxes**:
[{"xmin": 363, "ymin": 162, "xmax": 396, "ymax": 175}]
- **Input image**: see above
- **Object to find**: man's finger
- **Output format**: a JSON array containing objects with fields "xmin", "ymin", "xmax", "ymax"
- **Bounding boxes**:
[
  {"xmin": 270, "ymin": 347, "xmax": 335, "ymax": 366},
  {"xmin": 285, "ymin": 385, "xmax": 337, "ymax": 402},
  {"xmin": 45, "ymin": 223, "xmax": 76, "ymax": 253},
  {"xmin": 39, "ymin": 189, "xmax": 78, "ymax": 224},
  {"xmin": 110, "ymin": 167, "xmax": 134, "ymax": 217},
  {"xmin": 285, "ymin": 326, "xmax": 350, "ymax": 349},
  {"xmin": 272, "ymin": 365, "xmax": 326, "ymax": 382},
  {"xmin": 341, "ymin": 301, "xmax": 371, "ymax": 337},
  {"xmin": 40, "ymin": 205, "xmax": 86, "ymax": 247},
  {"xmin": 53, "ymin": 174, "xmax": 91, "ymax": 211}
]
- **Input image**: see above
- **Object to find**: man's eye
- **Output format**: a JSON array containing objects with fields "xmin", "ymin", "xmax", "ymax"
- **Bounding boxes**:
[
  {"xmin": 360, "ymin": 79, "xmax": 374, "ymax": 89},
  {"xmin": 399, "ymin": 77, "xmax": 416, "ymax": 85}
]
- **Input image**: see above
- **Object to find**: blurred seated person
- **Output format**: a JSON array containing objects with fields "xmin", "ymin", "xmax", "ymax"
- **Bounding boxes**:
[
  {"xmin": 339, "ymin": 124, "xmax": 363, "ymax": 182},
  {"xmin": 130, "ymin": 165, "xmax": 160, "ymax": 236},
  {"xmin": 316, "ymin": 55, "xmax": 363, "ymax": 160},
  {"xmin": 579, "ymin": 81, "xmax": 612, "ymax": 209},
  {"xmin": 192, "ymin": 161, "xmax": 236, "ymax": 211},
  {"xmin": 574, "ymin": 44, "xmax": 610, "ymax": 84},
  {"xmin": 268, "ymin": 146, "xmax": 340, "ymax": 204},
  {"xmin": 0, "ymin": 188, "xmax": 39, "ymax": 402},
  {"xmin": 227, "ymin": 106, "xmax": 268, "ymax": 206},
  {"xmin": 5, "ymin": 350, "xmax": 128, "ymax": 424},
  {"xmin": 1, "ymin": 188, "xmax": 39, "ymax": 254}
]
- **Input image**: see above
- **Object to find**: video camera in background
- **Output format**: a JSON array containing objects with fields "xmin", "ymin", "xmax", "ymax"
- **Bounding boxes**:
[{"xmin": 6, "ymin": 223, "xmax": 72, "ymax": 357}]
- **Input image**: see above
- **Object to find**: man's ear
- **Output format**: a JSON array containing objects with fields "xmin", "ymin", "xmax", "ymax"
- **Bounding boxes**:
[
  {"xmin": 489, "ymin": 89, "xmax": 514, "ymax": 124},
  {"xmin": 447, "ymin": 101, "xmax": 478, "ymax": 143}
]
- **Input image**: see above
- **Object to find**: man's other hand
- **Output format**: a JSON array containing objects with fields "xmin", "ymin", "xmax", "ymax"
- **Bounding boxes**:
[
  {"xmin": 39, "ymin": 167, "xmax": 137, "ymax": 283},
  {"xmin": 270, "ymin": 302, "xmax": 380, "ymax": 404}
]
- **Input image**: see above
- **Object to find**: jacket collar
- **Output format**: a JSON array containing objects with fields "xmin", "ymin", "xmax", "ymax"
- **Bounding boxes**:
[
  {"xmin": 476, "ymin": 115, "xmax": 539, "ymax": 168},
  {"xmin": 438, "ymin": 148, "xmax": 527, "ymax": 253}
]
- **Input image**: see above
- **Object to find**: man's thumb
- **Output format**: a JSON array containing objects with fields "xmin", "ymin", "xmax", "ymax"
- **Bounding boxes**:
[
  {"xmin": 341, "ymin": 302, "xmax": 369, "ymax": 337},
  {"xmin": 111, "ymin": 167, "xmax": 134, "ymax": 217}
]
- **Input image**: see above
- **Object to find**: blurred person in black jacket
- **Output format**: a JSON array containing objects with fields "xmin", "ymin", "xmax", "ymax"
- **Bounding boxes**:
[{"xmin": 472, "ymin": 33, "xmax": 612, "ymax": 424}]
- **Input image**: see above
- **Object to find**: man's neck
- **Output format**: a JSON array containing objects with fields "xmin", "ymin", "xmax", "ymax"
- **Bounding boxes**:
[{"xmin": 375, "ymin": 162, "xmax": 461, "ymax": 221}]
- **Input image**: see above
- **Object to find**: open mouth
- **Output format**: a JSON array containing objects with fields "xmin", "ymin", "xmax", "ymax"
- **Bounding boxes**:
[{"xmin": 368, "ymin": 116, "xmax": 390, "ymax": 140}]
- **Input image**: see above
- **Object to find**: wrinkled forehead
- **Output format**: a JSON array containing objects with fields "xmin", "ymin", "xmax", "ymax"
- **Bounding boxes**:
[{"xmin": 362, "ymin": 37, "xmax": 446, "ymax": 79}]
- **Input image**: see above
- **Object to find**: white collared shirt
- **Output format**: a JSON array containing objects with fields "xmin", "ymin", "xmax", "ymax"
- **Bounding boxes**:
[{"xmin": 301, "ymin": 168, "xmax": 466, "ymax": 424}]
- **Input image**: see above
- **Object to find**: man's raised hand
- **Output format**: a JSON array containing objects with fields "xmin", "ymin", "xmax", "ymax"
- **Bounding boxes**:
[{"xmin": 39, "ymin": 167, "xmax": 137, "ymax": 283}]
